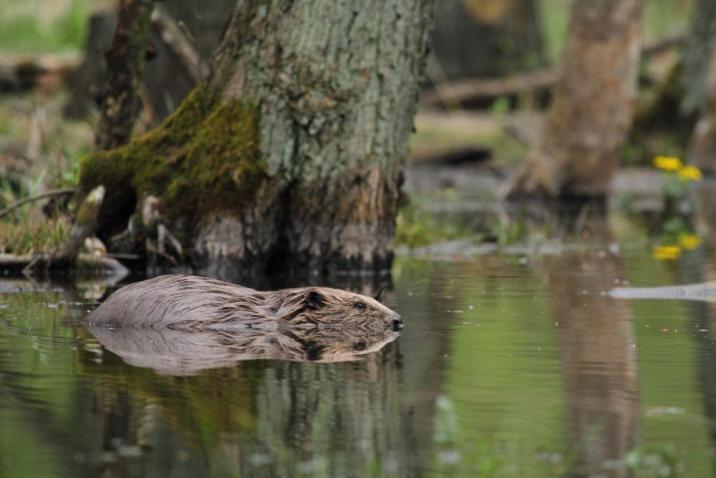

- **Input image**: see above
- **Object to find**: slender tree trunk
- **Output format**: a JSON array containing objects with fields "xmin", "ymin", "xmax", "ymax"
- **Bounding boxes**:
[
  {"xmin": 94, "ymin": 0, "xmax": 156, "ymax": 151},
  {"xmin": 682, "ymin": 0, "xmax": 716, "ymax": 116},
  {"xmin": 431, "ymin": 0, "xmax": 545, "ymax": 80},
  {"xmin": 80, "ymin": 0, "xmax": 436, "ymax": 277},
  {"xmin": 689, "ymin": 33, "xmax": 716, "ymax": 174},
  {"xmin": 505, "ymin": 0, "xmax": 643, "ymax": 199},
  {"xmin": 546, "ymin": 218, "xmax": 639, "ymax": 476}
]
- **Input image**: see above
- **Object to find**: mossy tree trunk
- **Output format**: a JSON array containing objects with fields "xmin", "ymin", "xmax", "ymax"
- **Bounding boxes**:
[
  {"xmin": 80, "ymin": 0, "xmax": 436, "ymax": 277},
  {"xmin": 505, "ymin": 0, "xmax": 643, "ymax": 199}
]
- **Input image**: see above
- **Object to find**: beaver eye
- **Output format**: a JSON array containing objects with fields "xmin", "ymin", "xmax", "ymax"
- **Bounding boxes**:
[{"xmin": 354, "ymin": 301, "xmax": 366, "ymax": 310}]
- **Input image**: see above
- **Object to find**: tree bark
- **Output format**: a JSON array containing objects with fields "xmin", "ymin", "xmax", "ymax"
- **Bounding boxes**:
[
  {"xmin": 505, "ymin": 0, "xmax": 643, "ymax": 199},
  {"xmin": 689, "ymin": 31, "xmax": 716, "ymax": 175},
  {"xmin": 79, "ymin": 0, "xmax": 436, "ymax": 277},
  {"xmin": 682, "ymin": 0, "xmax": 716, "ymax": 116},
  {"xmin": 94, "ymin": 0, "xmax": 156, "ymax": 151}
]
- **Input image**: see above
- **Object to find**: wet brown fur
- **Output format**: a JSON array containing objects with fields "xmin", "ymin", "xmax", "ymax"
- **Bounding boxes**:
[{"xmin": 86, "ymin": 274, "xmax": 401, "ymax": 333}]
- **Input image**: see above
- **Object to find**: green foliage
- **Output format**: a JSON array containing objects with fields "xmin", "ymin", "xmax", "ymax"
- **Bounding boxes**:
[
  {"xmin": 0, "ymin": 212, "xmax": 70, "ymax": 255},
  {"xmin": 0, "ymin": 172, "xmax": 72, "ymax": 256},
  {"xmin": 489, "ymin": 97, "xmax": 511, "ymax": 117},
  {"xmin": 395, "ymin": 196, "xmax": 529, "ymax": 249},
  {"xmin": 395, "ymin": 201, "xmax": 473, "ymax": 247},
  {"xmin": 626, "ymin": 445, "xmax": 684, "ymax": 476},
  {"xmin": 0, "ymin": 0, "xmax": 89, "ymax": 53},
  {"xmin": 540, "ymin": 0, "xmax": 691, "ymax": 62}
]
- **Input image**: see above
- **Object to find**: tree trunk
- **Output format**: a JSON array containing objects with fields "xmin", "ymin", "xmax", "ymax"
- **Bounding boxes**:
[
  {"xmin": 79, "ymin": 0, "xmax": 436, "ymax": 277},
  {"xmin": 682, "ymin": 0, "xmax": 716, "ymax": 116},
  {"xmin": 689, "ymin": 31, "xmax": 716, "ymax": 175},
  {"xmin": 65, "ymin": 0, "xmax": 234, "ymax": 122},
  {"xmin": 94, "ymin": 0, "xmax": 156, "ymax": 151},
  {"xmin": 545, "ymin": 218, "xmax": 639, "ymax": 476},
  {"xmin": 430, "ymin": 0, "xmax": 545, "ymax": 81},
  {"xmin": 505, "ymin": 0, "xmax": 643, "ymax": 199}
]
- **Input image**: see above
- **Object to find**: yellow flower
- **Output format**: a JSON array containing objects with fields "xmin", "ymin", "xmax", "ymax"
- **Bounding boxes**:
[
  {"xmin": 653, "ymin": 156, "xmax": 683, "ymax": 171},
  {"xmin": 678, "ymin": 233, "xmax": 701, "ymax": 250},
  {"xmin": 652, "ymin": 245, "xmax": 681, "ymax": 261},
  {"xmin": 678, "ymin": 165, "xmax": 703, "ymax": 181}
]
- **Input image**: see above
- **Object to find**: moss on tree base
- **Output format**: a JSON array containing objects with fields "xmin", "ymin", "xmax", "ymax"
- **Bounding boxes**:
[{"xmin": 78, "ymin": 86, "xmax": 263, "ymax": 236}]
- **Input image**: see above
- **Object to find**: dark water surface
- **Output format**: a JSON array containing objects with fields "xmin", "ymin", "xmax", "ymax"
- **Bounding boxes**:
[{"xmin": 2, "ymin": 217, "xmax": 716, "ymax": 477}]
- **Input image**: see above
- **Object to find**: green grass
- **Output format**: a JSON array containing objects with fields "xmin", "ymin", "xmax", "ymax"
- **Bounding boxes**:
[
  {"xmin": 0, "ymin": 0, "xmax": 89, "ymax": 53},
  {"xmin": 0, "ymin": 214, "xmax": 71, "ymax": 255},
  {"xmin": 395, "ymin": 201, "xmax": 473, "ymax": 248},
  {"xmin": 395, "ymin": 198, "xmax": 530, "ymax": 249}
]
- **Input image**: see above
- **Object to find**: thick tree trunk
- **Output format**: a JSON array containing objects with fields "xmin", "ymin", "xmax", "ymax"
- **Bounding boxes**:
[
  {"xmin": 505, "ymin": 0, "xmax": 643, "ymax": 199},
  {"xmin": 431, "ymin": 0, "xmax": 545, "ymax": 81},
  {"xmin": 79, "ymin": 0, "xmax": 436, "ymax": 277},
  {"xmin": 94, "ymin": 0, "xmax": 156, "ymax": 151}
]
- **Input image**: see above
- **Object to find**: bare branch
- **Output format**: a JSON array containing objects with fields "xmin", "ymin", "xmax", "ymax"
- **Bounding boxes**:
[
  {"xmin": 151, "ymin": 4, "xmax": 208, "ymax": 83},
  {"xmin": 0, "ymin": 188, "xmax": 75, "ymax": 219},
  {"xmin": 422, "ymin": 32, "xmax": 686, "ymax": 108}
]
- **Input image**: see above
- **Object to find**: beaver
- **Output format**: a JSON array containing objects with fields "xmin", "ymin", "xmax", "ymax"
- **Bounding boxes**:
[
  {"xmin": 86, "ymin": 273, "xmax": 402, "ymax": 338},
  {"xmin": 89, "ymin": 321, "xmax": 401, "ymax": 372}
]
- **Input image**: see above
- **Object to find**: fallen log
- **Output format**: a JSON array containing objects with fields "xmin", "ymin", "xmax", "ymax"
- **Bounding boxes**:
[
  {"xmin": 422, "ymin": 69, "xmax": 558, "ymax": 108},
  {"xmin": 422, "ymin": 32, "xmax": 687, "ymax": 108},
  {"xmin": 0, "ymin": 188, "xmax": 75, "ymax": 219},
  {"xmin": 0, "ymin": 53, "xmax": 81, "ymax": 93},
  {"xmin": 0, "ymin": 252, "xmax": 129, "ymax": 278}
]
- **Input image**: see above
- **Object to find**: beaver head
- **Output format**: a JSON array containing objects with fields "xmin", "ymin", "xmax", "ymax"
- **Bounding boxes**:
[{"xmin": 268, "ymin": 287, "xmax": 403, "ymax": 333}]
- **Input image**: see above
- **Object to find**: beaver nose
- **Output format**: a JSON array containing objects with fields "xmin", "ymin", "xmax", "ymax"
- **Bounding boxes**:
[{"xmin": 392, "ymin": 315, "xmax": 403, "ymax": 331}]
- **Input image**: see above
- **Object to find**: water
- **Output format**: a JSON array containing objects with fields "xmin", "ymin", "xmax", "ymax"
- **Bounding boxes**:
[{"xmin": 1, "ymin": 215, "xmax": 716, "ymax": 477}]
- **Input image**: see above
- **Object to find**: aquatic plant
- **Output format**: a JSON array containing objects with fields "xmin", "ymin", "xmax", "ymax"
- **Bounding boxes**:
[
  {"xmin": 648, "ymin": 155, "xmax": 703, "ymax": 262},
  {"xmin": 651, "ymin": 230, "xmax": 701, "ymax": 262},
  {"xmin": 652, "ymin": 155, "xmax": 702, "ymax": 202}
]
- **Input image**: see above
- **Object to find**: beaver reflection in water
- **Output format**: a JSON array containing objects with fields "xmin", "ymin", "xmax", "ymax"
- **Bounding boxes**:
[{"xmin": 85, "ymin": 274, "xmax": 403, "ymax": 366}]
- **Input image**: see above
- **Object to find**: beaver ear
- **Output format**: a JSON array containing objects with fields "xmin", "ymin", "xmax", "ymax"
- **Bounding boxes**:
[{"xmin": 304, "ymin": 290, "xmax": 326, "ymax": 309}]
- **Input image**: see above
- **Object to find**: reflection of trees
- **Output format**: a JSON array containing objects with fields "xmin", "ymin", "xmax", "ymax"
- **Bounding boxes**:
[
  {"xmin": 679, "ymin": 257, "xmax": 716, "ymax": 448},
  {"xmin": 78, "ymin": 345, "xmax": 414, "ymax": 477},
  {"xmin": 0, "ymin": 268, "xmax": 456, "ymax": 477},
  {"xmin": 681, "ymin": 187, "xmax": 716, "ymax": 463},
  {"xmin": 74, "ymin": 268, "xmax": 455, "ymax": 477},
  {"xmin": 394, "ymin": 261, "xmax": 461, "ymax": 471},
  {"xmin": 0, "ymin": 280, "xmax": 116, "ymax": 478},
  {"xmin": 544, "ymin": 212, "xmax": 639, "ymax": 477}
]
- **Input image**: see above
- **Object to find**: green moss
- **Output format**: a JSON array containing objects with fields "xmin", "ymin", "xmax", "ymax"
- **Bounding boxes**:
[{"xmin": 78, "ymin": 86, "xmax": 263, "ymax": 219}]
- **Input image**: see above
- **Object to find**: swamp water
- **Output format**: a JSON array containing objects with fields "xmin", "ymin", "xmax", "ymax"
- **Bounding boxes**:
[{"xmin": 1, "ymin": 211, "xmax": 716, "ymax": 478}]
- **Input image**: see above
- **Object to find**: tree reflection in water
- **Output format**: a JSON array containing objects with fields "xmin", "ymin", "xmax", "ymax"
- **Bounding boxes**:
[
  {"xmin": 544, "ymin": 209, "xmax": 639, "ymax": 477},
  {"xmin": 73, "ymin": 274, "xmax": 449, "ymax": 478}
]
